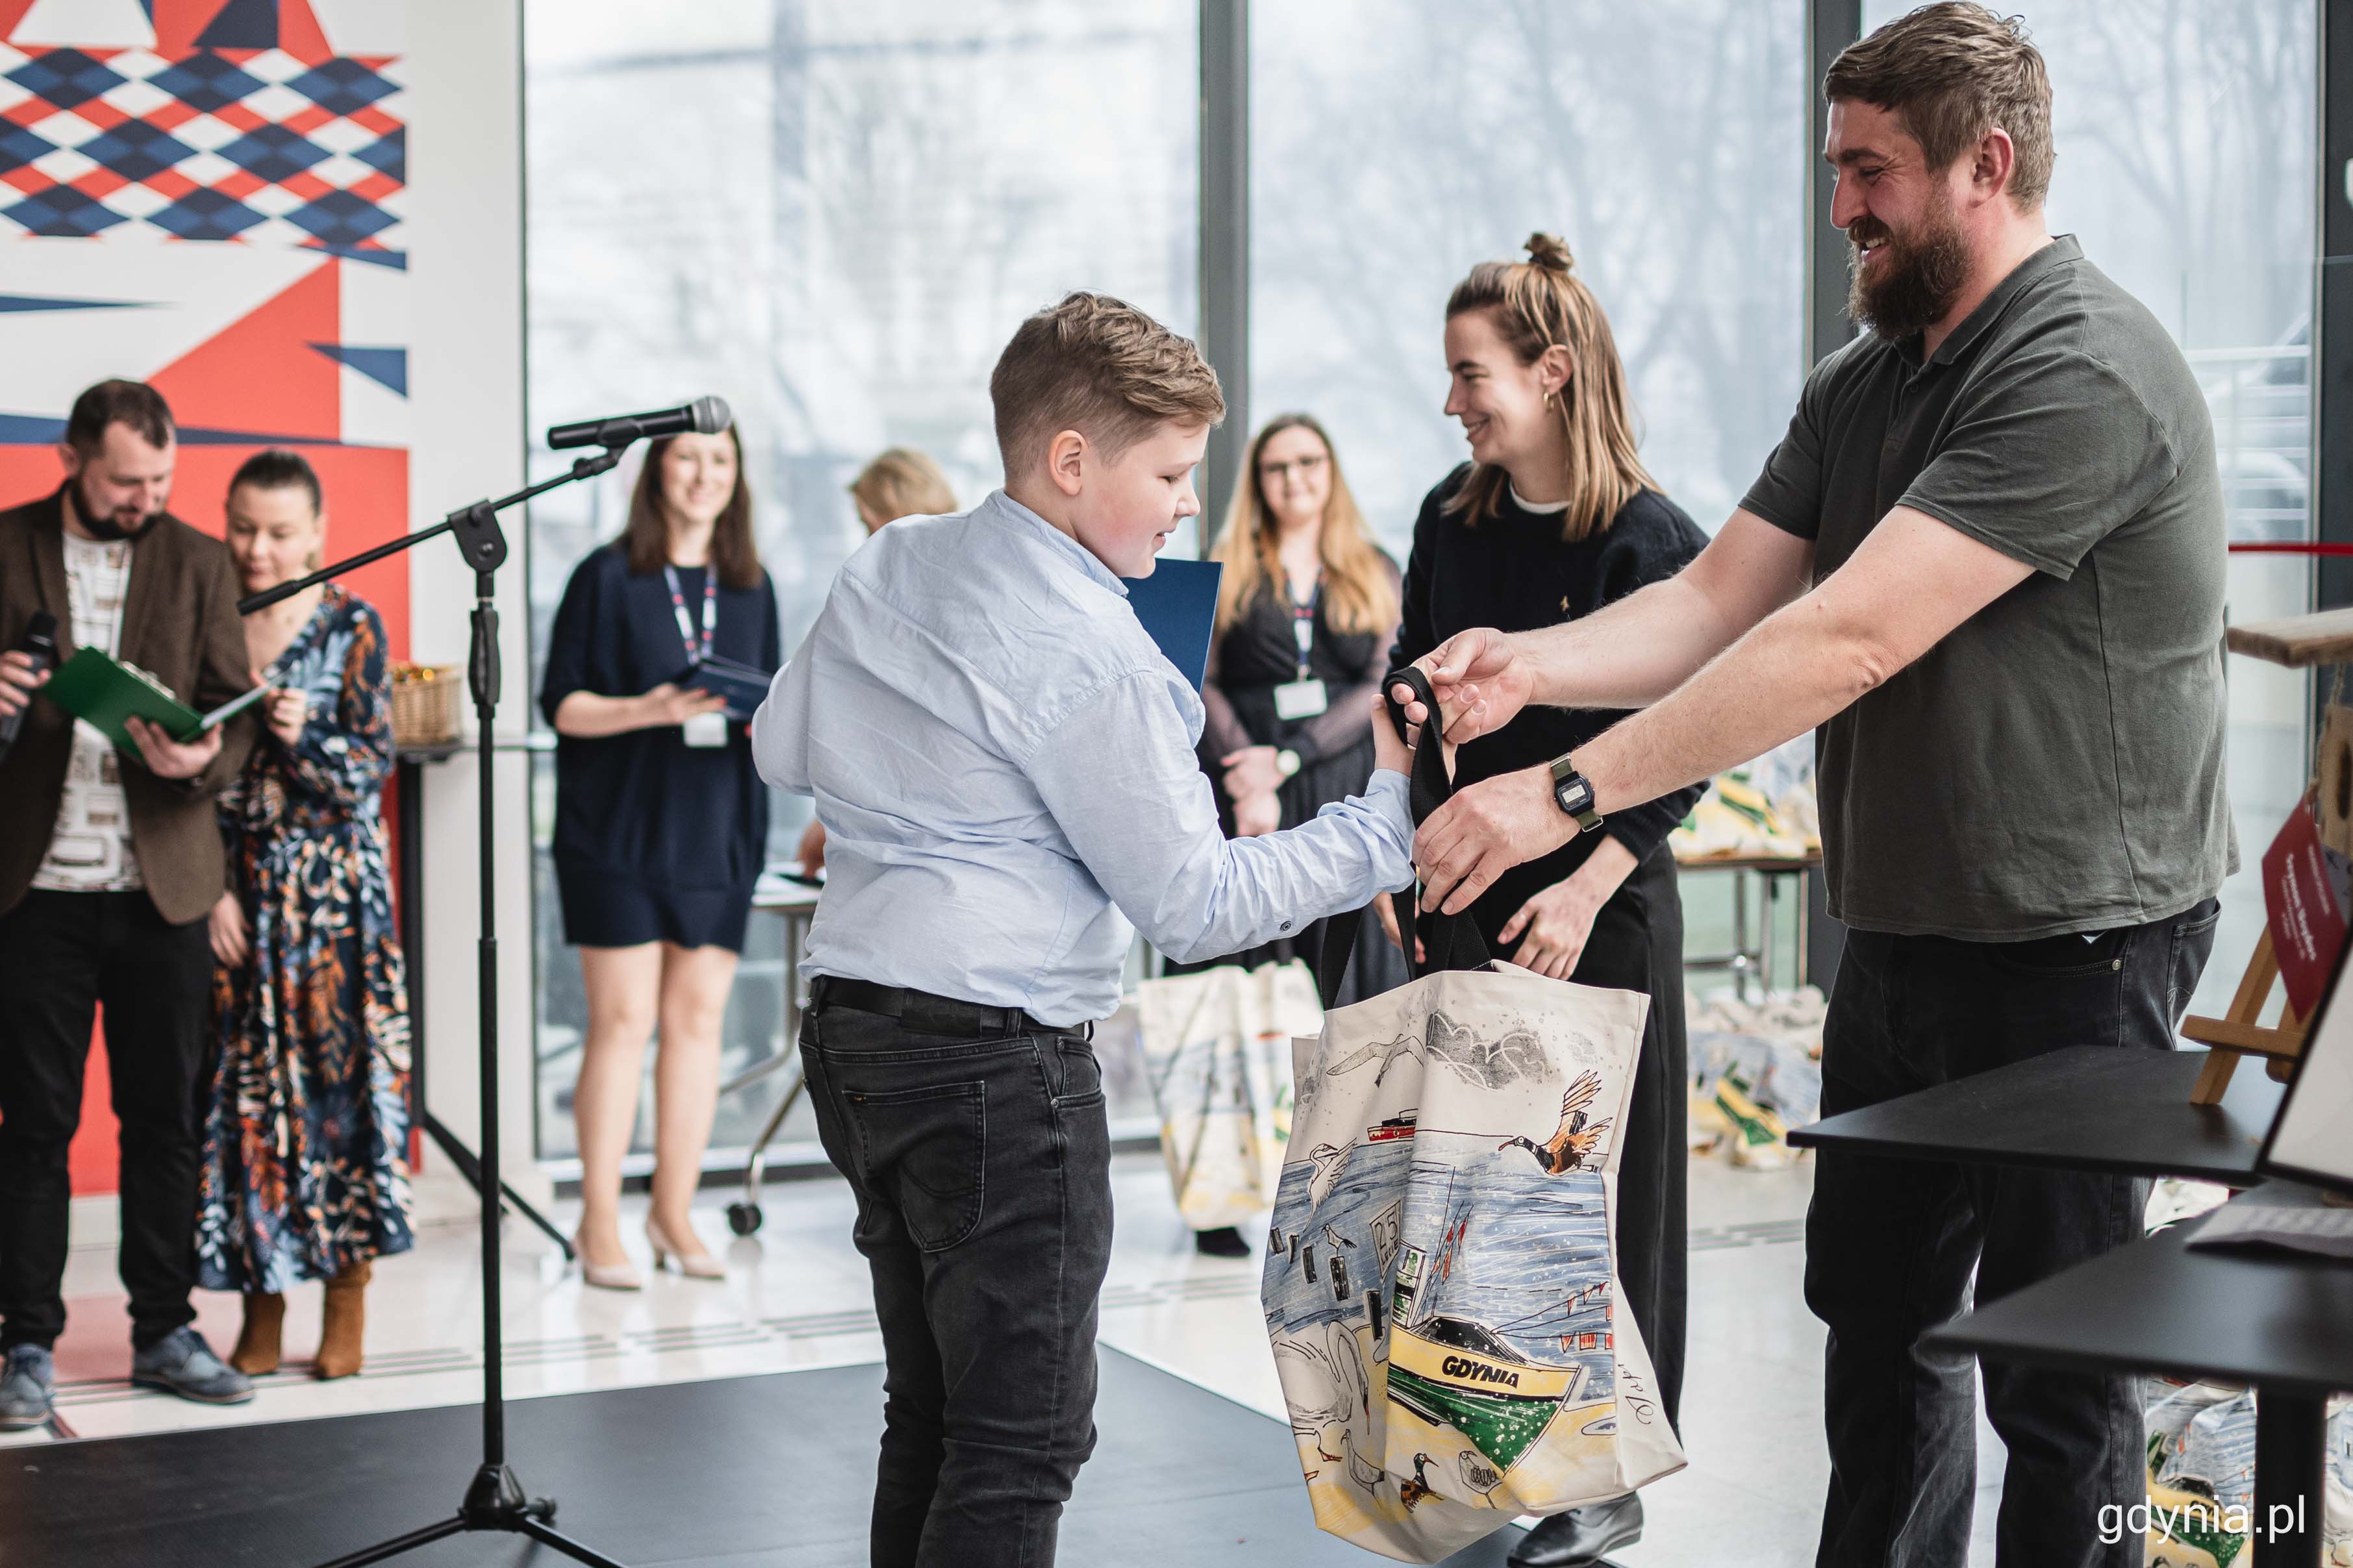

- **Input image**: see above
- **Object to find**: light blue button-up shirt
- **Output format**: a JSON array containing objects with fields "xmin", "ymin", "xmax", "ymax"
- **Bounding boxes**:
[{"xmin": 751, "ymin": 490, "xmax": 1413, "ymax": 1027}]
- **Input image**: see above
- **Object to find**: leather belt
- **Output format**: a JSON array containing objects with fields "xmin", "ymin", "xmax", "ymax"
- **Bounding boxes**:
[{"xmin": 810, "ymin": 975, "xmax": 1071, "ymax": 1039}]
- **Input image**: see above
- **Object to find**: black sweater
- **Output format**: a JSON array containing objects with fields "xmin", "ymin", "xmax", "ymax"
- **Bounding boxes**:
[{"xmin": 1391, "ymin": 466, "xmax": 1709, "ymax": 940}]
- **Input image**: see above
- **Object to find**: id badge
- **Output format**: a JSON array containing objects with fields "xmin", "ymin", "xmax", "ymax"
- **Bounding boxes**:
[
  {"xmin": 1273, "ymin": 678, "xmax": 1329, "ymax": 721},
  {"xmin": 682, "ymin": 711, "xmax": 729, "ymax": 749}
]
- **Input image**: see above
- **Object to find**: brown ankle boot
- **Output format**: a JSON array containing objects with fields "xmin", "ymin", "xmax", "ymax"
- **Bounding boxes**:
[
  {"xmin": 231, "ymin": 1291, "xmax": 284, "ymax": 1375},
  {"xmin": 314, "ymin": 1260, "xmax": 372, "ymax": 1380}
]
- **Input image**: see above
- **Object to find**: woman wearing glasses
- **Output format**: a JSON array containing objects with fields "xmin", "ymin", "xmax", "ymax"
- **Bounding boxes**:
[{"xmin": 1175, "ymin": 414, "xmax": 1407, "ymax": 1254}]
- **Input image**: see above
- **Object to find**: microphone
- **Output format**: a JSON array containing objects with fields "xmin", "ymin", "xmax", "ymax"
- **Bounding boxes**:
[
  {"xmin": 546, "ymin": 395, "xmax": 731, "ymax": 451},
  {"xmin": 0, "ymin": 611, "xmax": 59, "ymax": 765}
]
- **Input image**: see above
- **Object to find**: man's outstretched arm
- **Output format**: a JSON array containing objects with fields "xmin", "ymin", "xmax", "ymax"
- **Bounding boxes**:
[
  {"xmin": 1398, "ymin": 510, "xmax": 1815, "ymax": 744},
  {"xmin": 1412, "ymin": 506, "xmax": 2035, "ymax": 914}
]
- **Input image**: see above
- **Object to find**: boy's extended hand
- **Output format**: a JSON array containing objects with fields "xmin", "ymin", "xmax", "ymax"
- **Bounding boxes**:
[{"xmin": 1370, "ymin": 690, "xmax": 1413, "ymax": 777}]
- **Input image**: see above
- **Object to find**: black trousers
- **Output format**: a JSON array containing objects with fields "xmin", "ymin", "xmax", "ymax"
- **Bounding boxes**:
[
  {"xmin": 1806, "ymin": 900, "xmax": 2219, "ymax": 1568},
  {"xmin": 1476, "ymin": 845, "xmax": 1689, "ymax": 1436},
  {"xmin": 0, "ymin": 889, "xmax": 214, "ymax": 1351},
  {"xmin": 801, "ymin": 990, "xmax": 1114, "ymax": 1568},
  {"xmin": 1563, "ymin": 847, "xmax": 1688, "ymax": 1434}
]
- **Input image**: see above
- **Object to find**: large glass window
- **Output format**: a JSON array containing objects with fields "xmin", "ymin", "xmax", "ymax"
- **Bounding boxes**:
[
  {"xmin": 1248, "ymin": 0, "xmax": 1809, "ymax": 551},
  {"xmin": 1859, "ymin": 0, "xmax": 2318, "ymax": 1013},
  {"xmin": 523, "ymin": 0, "xmax": 1200, "ymax": 1164},
  {"xmin": 1249, "ymin": 0, "xmax": 1809, "ymax": 980}
]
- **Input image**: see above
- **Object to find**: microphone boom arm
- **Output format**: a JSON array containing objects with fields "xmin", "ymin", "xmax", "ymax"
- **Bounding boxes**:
[{"xmin": 238, "ymin": 447, "xmax": 625, "ymax": 616}]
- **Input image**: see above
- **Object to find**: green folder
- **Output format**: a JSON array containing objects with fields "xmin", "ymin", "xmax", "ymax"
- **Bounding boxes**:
[{"xmin": 40, "ymin": 647, "xmax": 270, "ymax": 751}]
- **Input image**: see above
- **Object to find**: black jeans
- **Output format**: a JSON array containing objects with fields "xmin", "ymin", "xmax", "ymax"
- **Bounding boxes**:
[
  {"xmin": 801, "ymin": 990, "xmax": 1114, "ymax": 1568},
  {"xmin": 1539, "ymin": 846, "xmax": 1687, "ymax": 1435},
  {"xmin": 0, "ymin": 889, "xmax": 215, "ymax": 1351},
  {"xmin": 1806, "ymin": 899, "xmax": 2219, "ymax": 1568}
]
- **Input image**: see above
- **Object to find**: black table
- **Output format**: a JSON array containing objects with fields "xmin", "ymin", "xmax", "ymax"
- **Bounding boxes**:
[
  {"xmin": 1926, "ymin": 1200, "xmax": 2353, "ymax": 1564},
  {"xmin": 1786, "ymin": 1045, "xmax": 2283, "ymax": 1183}
]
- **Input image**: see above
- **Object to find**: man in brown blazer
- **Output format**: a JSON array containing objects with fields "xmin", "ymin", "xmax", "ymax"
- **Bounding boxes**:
[{"xmin": 0, "ymin": 380, "xmax": 260, "ymax": 1428}]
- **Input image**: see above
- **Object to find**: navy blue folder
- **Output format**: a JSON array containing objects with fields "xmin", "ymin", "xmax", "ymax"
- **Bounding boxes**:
[
  {"xmin": 1120, "ymin": 557, "xmax": 1222, "ymax": 693},
  {"xmin": 680, "ymin": 654, "xmax": 775, "ymax": 721}
]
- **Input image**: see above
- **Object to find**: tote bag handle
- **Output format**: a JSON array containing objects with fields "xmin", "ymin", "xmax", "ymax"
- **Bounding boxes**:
[{"xmin": 1317, "ymin": 666, "xmax": 1489, "ymax": 1011}]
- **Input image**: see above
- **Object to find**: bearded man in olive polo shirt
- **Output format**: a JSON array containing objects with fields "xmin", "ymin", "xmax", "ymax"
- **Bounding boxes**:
[{"xmin": 1393, "ymin": 8, "xmax": 2230, "ymax": 1567}]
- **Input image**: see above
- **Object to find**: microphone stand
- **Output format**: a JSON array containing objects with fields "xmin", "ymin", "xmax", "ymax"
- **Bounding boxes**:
[{"xmin": 242, "ymin": 447, "xmax": 631, "ymax": 1568}]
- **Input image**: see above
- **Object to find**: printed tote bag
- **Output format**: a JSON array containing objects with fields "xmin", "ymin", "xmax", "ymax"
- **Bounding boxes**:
[
  {"xmin": 1137, "ymin": 959, "xmax": 1324, "ymax": 1230},
  {"xmin": 1260, "ymin": 673, "xmax": 1686, "ymax": 1562}
]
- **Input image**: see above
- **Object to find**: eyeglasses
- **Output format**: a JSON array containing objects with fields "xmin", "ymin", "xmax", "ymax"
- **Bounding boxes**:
[{"xmin": 1259, "ymin": 454, "xmax": 1328, "ymax": 482}]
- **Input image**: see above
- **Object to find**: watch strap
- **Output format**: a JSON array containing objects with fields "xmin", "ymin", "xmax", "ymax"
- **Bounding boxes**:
[{"xmin": 1548, "ymin": 752, "xmax": 1603, "ymax": 834}]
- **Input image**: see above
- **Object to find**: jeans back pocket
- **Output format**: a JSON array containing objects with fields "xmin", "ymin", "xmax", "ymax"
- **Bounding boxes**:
[{"xmin": 846, "ymin": 1080, "xmax": 987, "ymax": 1251}]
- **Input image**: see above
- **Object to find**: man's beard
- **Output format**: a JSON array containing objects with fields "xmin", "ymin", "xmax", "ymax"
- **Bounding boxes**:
[
  {"xmin": 69, "ymin": 471, "xmax": 160, "ymax": 542},
  {"xmin": 1846, "ymin": 201, "xmax": 1971, "ymax": 343}
]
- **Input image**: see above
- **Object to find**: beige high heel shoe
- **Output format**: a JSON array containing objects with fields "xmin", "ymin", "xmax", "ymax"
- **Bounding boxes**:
[
  {"xmin": 573, "ymin": 1230, "xmax": 643, "ymax": 1291},
  {"xmin": 646, "ymin": 1215, "xmax": 725, "ymax": 1280}
]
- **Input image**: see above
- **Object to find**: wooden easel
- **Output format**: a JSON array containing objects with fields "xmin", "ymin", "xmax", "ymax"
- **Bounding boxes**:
[
  {"xmin": 2177, "ymin": 608, "xmax": 2353, "ymax": 1104},
  {"xmin": 2179, "ymin": 929, "xmax": 2304, "ymax": 1104}
]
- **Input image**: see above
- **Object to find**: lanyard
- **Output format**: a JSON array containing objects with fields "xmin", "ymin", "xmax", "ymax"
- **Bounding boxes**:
[
  {"xmin": 1287, "ymin": 575, "xmax": 1320, "ymax": 678},
  {"xmin": 663, "ymin": 564, "xmax": 717, "ymax": 664}
]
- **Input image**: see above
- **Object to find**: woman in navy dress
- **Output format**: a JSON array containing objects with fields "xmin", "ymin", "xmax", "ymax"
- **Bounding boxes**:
[
  {"xmin": 540, "ymin": 424, "xmax": 781, "ymax": 1288},
  {"xmin": 200, "ymin": 450, "xmax": 413, "ymax": 1381}
]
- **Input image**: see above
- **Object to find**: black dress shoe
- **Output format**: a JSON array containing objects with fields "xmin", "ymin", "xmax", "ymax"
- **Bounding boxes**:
[
  {"xmin": 1193, "ymin": 1226, "xmax": 1252, "ymax": 1257},
  {"xmin": 1507, "ymin": 1493, "xmax": 1642, "ymax": 1567}
]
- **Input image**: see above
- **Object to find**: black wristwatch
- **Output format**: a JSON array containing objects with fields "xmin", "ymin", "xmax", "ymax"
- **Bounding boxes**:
[{"xmin": 1548, "ymin": 753, "xmax": 1603, "ymax": 835}]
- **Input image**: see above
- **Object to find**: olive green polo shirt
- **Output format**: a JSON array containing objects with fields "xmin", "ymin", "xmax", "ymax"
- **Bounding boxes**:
[{"xmin": 1741, "ymin": 235, "xmax": 2235, "ymax": 939}]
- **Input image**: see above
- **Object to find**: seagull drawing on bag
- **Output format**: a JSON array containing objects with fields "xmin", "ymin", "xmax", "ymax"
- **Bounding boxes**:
[{"xmin": 1498, "ymin": 1071, "xmax": 1614, "ymax": 1175}]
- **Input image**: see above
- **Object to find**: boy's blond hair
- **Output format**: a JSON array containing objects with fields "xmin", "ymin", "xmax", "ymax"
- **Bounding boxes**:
[{"xmin": 988, "ymin": 292, "xmax": 1226, "ymax": 477}]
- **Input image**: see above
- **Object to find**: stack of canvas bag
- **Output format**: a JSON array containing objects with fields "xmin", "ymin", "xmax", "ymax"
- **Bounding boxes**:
[
  {"xmin": 1259, "ymin": 673, "xmax": 1686, "ymax": 1563},
  {"xmin": 1135, "ymin": 960, "xmax": 1324, "ymax": 1230}
]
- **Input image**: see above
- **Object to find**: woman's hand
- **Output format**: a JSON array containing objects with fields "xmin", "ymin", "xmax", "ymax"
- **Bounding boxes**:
[
  {"xmin": 208, "ymin": 892, "xmax": 249, "ymax": 967},
  {"xmin": 1222, "ymin": 744, "xmax": 1285, "ymax": 801},
  {"xmin": 1233, "ymin": 791, "xmax": 1281, "ymax": 838},
  {"xmin": 264, "ymin": 686, "xmax": 307, "ymax": 747},
  {"xmin": 1496, "ymin": 836, "xmax": 1638, "ymax": 979},
  {"xmin": 796, "ymin": 818, "xmax": 828, "ymax": 875},
  {"xmin": 641, "ymin": 682, "xmax": 728, "ymax": 728}
]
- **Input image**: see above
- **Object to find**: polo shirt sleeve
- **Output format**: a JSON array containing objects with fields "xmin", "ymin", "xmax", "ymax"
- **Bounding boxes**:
[
  {"xmin": 1896, "ymin": 345, "xmax": 2179, "ymax": 580},
  {"xmin": 1739, "ymin": 360, "xmax": 1833, "ymax": 542}
]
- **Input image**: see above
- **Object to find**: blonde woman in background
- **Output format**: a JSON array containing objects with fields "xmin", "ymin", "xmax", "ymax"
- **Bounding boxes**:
[
  {"xmin": 846, "ymin": 447, "xmax": 956, "ymax": 536},
  {"xmin": 796, "ymin": 449, "xmax": 959, "ymax": 876},
  {"xmin": 1170, "ymin": 412, "xmax": 1407, "ymax": 1256}
]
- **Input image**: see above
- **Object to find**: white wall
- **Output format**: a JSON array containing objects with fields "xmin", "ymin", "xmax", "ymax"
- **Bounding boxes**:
[{"xmin": 403, "ymin": 0, "xmax": 545, "ymax": 1205}]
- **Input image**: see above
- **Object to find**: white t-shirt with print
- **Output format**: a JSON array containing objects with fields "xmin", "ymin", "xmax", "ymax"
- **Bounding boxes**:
[{"xmin": 32, "ymin": 530, "xmax": 144, "ymax": 892}]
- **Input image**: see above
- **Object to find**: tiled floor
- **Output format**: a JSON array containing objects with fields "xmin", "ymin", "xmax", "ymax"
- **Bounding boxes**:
[{"xmin": 4, "ymin": 1151, "xmax": 2006, "ymax": 1566}]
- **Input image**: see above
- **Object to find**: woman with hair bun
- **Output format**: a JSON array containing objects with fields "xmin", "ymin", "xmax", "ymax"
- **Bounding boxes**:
[
  {"xmin": 200, "ymin": 448, "xmax": 413, "ymax": 1381},
  {"xmin": 1390, "ymin": 234, "xmax": 1705, "ymax": 1568}
]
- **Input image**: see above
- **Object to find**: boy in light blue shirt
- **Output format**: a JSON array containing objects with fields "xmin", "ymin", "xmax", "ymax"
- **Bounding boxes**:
[{"xmin": 753, "ymin": 293, "xmax": 1413, "ymax": 1566}]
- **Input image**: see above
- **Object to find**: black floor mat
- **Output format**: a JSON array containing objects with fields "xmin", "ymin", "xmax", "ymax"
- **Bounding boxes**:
[{"xmin": 0, "ymin": 1348, "xmax": 1527, "ymax": 1565}]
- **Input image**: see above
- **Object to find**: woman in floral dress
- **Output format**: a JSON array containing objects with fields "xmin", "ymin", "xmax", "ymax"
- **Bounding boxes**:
[{"xmin": 198, "ymin": 450, "xmax": 412, "ymax": 1380}]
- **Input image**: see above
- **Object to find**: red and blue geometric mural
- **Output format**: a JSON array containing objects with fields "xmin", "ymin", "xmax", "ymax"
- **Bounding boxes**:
[{"xmin": 0, "ymin": 0, "xmax": 412, "ymax": 1196}]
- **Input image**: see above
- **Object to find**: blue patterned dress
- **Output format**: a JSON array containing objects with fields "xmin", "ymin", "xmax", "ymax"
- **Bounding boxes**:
[{"xmin": 197, "ymin": 586, "xmax": 415, "ymax": 1291}]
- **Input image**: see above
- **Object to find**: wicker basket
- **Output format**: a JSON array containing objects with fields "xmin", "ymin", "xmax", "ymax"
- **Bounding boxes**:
[{"xmin": 390, "ymin": 662, "xmax": 460, "ymax": 749}]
